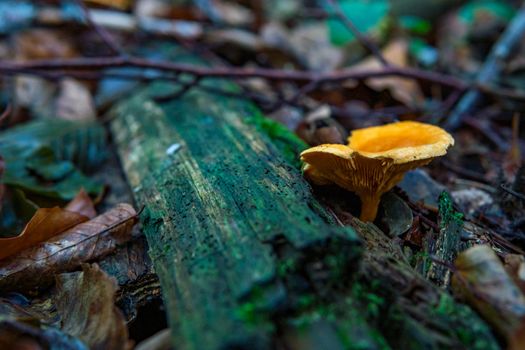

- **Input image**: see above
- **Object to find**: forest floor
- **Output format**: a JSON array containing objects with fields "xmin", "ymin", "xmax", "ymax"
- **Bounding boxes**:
[{"xmin": 1, "ymin": 0, "xmax": 525, "ymax": 349}]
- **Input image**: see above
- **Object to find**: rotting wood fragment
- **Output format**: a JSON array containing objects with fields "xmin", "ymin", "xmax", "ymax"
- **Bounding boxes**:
[{"xmin": 110, "ymin": 80, "xmax": 361, "ymax": 350}]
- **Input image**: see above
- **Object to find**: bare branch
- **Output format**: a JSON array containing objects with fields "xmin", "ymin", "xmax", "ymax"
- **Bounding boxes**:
[{"xmin": 0, "ymin": 56, "xmax": 467, "ymax": 89}]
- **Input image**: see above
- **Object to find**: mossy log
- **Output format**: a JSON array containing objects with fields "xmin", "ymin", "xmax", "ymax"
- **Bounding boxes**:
[{"xmin": 109, "ymin": 81, "xmax": 362, "ymax": 350}]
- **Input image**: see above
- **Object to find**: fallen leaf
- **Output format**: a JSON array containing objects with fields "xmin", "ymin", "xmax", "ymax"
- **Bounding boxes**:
[
  {"xmin": 0, "ymin": 119, "xmax": 106, "ymax": 200},
  {"xmin": 398, "ymin": 169, "xmax": 447, "ymax": 210},
  {"xmin": 505, "ymin": 254, "xmax": 525, "ymax": 295},
  {"xmin": 15, "ymin": 29, "xmax": 77, "ymax": 61},
  {"xmin": 55, "ymin": 79, "xmax": 97, "ymax": 122},
  {"xmin": 135, "ymin": 329, "xmax": 171, "ymax": 350},
  {"xmin": 55, "ymin": 264, "xmax": 133, "ymax": 350},
  {"xmin": 205, "ymin": 29, "xmax": 264, "ymax": 52},
  {"xmin": 85, "ymin": 0, "xmax": 131, "ymax": 10},
  {"xmin": 0, "ymin": 297, "xmax": 87, "ymax": 350},
  {"xmin": 13, "ymin": 29, "xmax": 77, "ymax": 121},
  {"xmin": 0, "ymin": 189, "xmax": 98, "ymax": 260},
  {"xmin": 452, "ymin": 245, "xmax": 525, "ymax": 339},
  {"xmin": 0, "ymin": 319, "xmax": 88, "ymax": 350},
  {"xmin": 348, "ymin": 39, "xmax": 424, "ymax": 106},
  {"xmin": 211, "ymin": 1, "xmax": 254, "ymax": 26},
  {"xmin": 261, "ymin": 21, "xmax": 344, "ymax": 71},
  {"xmin": 64, "ymin": 189, "xmax": 96, "ymax": 219},
  {"xmin": 377, "ymin": 192, "xmax": 413, "ymax": 237},
  {"xmin": 0, "ymin": 188, "xmax": 38, "ymax": 238},
  {"xmin": 0, "ymin": 204, "xmax": 136, "ymax": 292},
  {"xmin": 0, "ymin": 208, "xmax": 87, "ymax": 261}
]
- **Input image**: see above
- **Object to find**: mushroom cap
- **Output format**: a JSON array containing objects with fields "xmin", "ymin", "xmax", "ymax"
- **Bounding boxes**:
[
  {"xmin": 300, "ymin": 121, "xmax": 454, "ymax": 217},
  {"xmin": 347, "ymin": 121, "xmax": 454, "ymax": 164}
]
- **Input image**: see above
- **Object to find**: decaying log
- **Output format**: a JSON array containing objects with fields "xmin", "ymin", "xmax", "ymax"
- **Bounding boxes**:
[
  {"xmin": 110, "ymin": 81, "xmax": 361, "ymax": 350},
  {"xmin": 99, "ymin": 236, "xmax": 161, "ymax": 322},
  {"xmin": 348, "ymin": 215, "xmax": 498, "ymax": 349},
  {"xmin": 309, "ymin": 185, "xmax": 499, "ymax": 349}
]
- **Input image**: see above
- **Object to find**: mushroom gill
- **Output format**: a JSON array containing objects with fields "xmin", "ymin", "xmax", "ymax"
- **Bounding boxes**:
[{"xmin": 300, "ymin": 121, "xmax": 454, "ymax": 222}]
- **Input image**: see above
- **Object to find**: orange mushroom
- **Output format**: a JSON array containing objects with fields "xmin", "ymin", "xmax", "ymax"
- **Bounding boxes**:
[{"xmin": 300, "ymin": 121, "xmax": 454, "ymax": 222}]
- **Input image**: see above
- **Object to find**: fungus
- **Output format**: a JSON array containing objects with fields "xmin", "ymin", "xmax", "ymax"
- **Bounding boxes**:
[{"xmin": 300, "ymin": 121, "xmax": 454, "ymax": 222}]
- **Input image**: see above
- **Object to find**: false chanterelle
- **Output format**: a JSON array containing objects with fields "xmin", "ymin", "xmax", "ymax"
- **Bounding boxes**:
[{"xmin": 300, "ymin": 121, "xmax": 454, "ymax": 222}]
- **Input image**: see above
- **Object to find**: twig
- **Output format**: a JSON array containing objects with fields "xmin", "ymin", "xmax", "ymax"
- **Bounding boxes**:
[
  {"xmin": 463, "ymin": 116, "xmax": 509, "ymax": 151},
  {"xmin": 153, "ymin": 76, "xmax": 203, "ymax": 102},
  {"xmin": 75, "ymin": 0, "xmax": 125, "ymax": 56},
  {"xmin": 323, "ymin": 0, "xmax": 389, "ymax": 66},
  {"xmin": 500, "ymin": 184, "xmax": 525, "ymax": 202},
  {"xmin": 477, "ymin": 82, "xmax": 525, "ymax": 101},
  {"xmin": 445, "ymin": 1, "xmax": 525, "ymax": 130},
  {"xmin": 0, "ymin": 56, "xmax": 467, "ymax": 89},
  {"xmin": 441, "ymin": 160, "xmax": 489, "ymax": 183}
]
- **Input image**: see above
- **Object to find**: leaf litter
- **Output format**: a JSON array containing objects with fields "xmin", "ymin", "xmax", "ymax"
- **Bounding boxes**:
[{"xmin": 1, "ymin": 0, "xmax": 525, "ymax": 348}]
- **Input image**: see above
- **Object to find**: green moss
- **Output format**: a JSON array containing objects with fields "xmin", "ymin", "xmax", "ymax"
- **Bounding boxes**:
[
  {"xmin": 244, "ymin": 109, "xmax": 307, "ymax": 169},
  {"xmin": 431, "ymin": 294, "xmax": 499, "ymax": 350}
]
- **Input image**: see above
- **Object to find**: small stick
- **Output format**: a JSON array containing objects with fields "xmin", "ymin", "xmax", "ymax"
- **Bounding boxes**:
[
  {"xmin": 0, "ymin": 57, "xmax": 467, "ymax": 89},
  {"xmin": 75, "ymin": 0, "xmax": 125, "ymax": 56},
  {"xmin": 500, "ymin": 184, "xmax": 525, "ymax": 202},
  {"xmin": 445, "ymin": 1, "xmax": 525, "ymax": 130}
]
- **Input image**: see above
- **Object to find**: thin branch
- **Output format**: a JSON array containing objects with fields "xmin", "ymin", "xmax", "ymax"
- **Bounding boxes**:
[
  {"xmin": 153, "ymin": 76, "xmax": 203, "ymax": 102},
  {"xmin": 445, "ymin": 1, "xmax": 525, "ymax": 130},
  {"xmin": 500, "ymin": 184, "xmax": 525, "ymax": 202},
  {"xmin": 0, "ymin": 56, "xmax": 467, "ymax": 89},
  {"xmin": 323, "ymin": 0, "xmax": 389, "ymax": 66},
  {"xmin": 75, "ymin": 0, "xmax": 125, "ymax": 56}
]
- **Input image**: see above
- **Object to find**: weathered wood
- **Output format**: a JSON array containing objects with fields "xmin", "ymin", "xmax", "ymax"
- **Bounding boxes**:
[
  {"xmin": 109, "ymin": 81, "xmax": 361, "ymax": 350},
  {"xmin": 425, "ymin": 192, "xmax": 465, "ymax": 287},
  {"xmin": 307, "ymin": 185, "xmax": 498, "ymax": 349}
]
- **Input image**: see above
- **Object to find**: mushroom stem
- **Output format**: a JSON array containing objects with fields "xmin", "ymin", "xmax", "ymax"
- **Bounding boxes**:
[{"xmin": 359, "ymin": 194, "xmax": 381, "ymax": 222}]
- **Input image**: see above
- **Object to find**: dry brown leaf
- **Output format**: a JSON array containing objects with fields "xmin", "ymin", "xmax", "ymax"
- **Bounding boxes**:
[
  {"xmin": 212, "ymin": 1, "xmax": 254, "ymax": 26},
  {"xmin": 0, "ymin": 208, "xmax": 87, "ymax": 261},
  {"xmin": 261, "ymin": 22, "xmax": 344, "ymax": 71},
  {"xmin": 85, "ymin": 0, "xmax": 131, "ymax": 10},
  {"xmin": 64, "ymin": 188, "xmax": 96, "ymax": 219},
  {"xmin": 13, "ymin": 29, "xmax": 78, "ymax": 121},
  {"xmin": 0, "ymin": 204, "xmax": 136, "ymax": 292},
  {"xmin": 348, "ymin": 39, "xmax": 424, "ymax": 106},
  {"xmin": 55, "ymin": 79, "xmax": 97, "ymax": 122},
  {"xmin": 452, "ymin": 245, "xmax": 525, "ymax": 339},
  {"xmin": 0, "ymin": 297, "xmax": 87, "ymax": 350},
  {"xmin": 505, "ymin": 254, "xmax": 525, "ymax": 294},
  {"xmin": 0, "ymin": 189, "xmax": 99, "ymax": 261},
  {"xmin": 0, "ymin": 320, "xmax": 87, "ymax": 350},
  {"xmin": 14, "ymin": 29, "xmax": 77, "ymax": 61},
  {"xmin": 55, "ymin": 263, "xmax": 133, "ymax": 350}
]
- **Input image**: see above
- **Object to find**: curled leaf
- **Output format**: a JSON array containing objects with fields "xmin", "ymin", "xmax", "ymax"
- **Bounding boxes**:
[
  {"xmin": 0, "ymin": 296, "xmax": 87, "ymax": 350},
  {"xmin": 55, "ymin": 264, "xmax": 133, "ymax": 350},
  {"xmin": 0, "ymin": 207, "xmax": 87, "ymax": 261},
  {"xmin": 64, "ymin": 189, "xmax": 96, "ymax": 219},
  {"xmin": 452, "ymin": 245, "xmax": 525, "ymax": 338},
  {"xmin": 0, "ymin": 189, "xmax": 98, "ymax": 260},
  {"xmin": 0, "ymin": 204, "xmax": 136, "ymax": 292}
]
